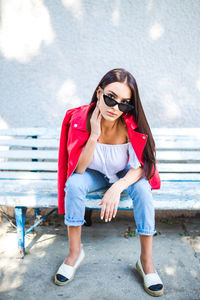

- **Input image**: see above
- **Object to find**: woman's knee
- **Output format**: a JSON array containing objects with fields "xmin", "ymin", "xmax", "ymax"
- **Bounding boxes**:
[
  {"xmin": 64, "ymin": 173, "xmax": 88, "ymax": 194},
  {"xmin": 134, "ymin": 177, "xmax": 151, "ymax": 192},
  {"xmin": 129, "ymin": 178, "xmax": 152, "ymax": 199}
]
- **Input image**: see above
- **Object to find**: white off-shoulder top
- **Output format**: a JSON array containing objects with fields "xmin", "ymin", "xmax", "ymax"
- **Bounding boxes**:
[{"xmin": 87, "ymin": 142, "xmax": 141, "ymax": 183}]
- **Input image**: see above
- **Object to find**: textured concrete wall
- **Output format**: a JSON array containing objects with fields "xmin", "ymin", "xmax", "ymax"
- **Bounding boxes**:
[{"xmin": 0, "ymin": 0, "xmax": 199, "ymax": 129}]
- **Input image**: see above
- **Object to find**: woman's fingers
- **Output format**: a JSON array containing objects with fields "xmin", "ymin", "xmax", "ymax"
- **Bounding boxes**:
[
  {"xmin": 105, "ymin": 203, "xmax": 118, "ymax": 222},
  {"xmin": 92, "ymin": 104, "xmax": 99, "ymax": 114},
  {"xmin": 100, "ymin": 193, "xmax": 118, "ymax": 222},
  {"xmin": 103, "ymin": 204, "xmax": 114, "ymax": 222},
  {"xmin": 92, "ymin": 105, "xmax": 101, "ymax": 122},
  {"xmin": 100, "ymin": 203, "xmax": 106, "ymax": 220},
  {"xmin": 92, "ymin": 106, "xmax": 99, "ymax": 117},
  {"xmin": 90, "ymin": 104, "xmax": 101, "ymax": 138},
  {"xmin": 105, "ymin": 207, "xmax": 110, "ymax": 222},
  {"xmin": 108, "ymin": 210, "xmax": 113, "ymax": 222},
  {"xmin": 113, "ymin": 205, "xmax": 118, "ymax": 218},
  {"xmin": 97, "ymin": 112, "xmax": 102, "ymax": 122},
  {"xmin": 96, "ymin": 105, "xmax": 101, "ymax": 117},
  {"xmin": 108, "ymin": 204, "xmax": 116, "ymax": 221},
  {"xmin": 101, "ymin": 203, "xmax": 111, "ymax": 222}
]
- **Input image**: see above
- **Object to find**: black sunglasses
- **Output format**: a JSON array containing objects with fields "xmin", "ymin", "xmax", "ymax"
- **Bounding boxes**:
[{"xmin": 101, "ymin": 88, "xmax": 134, "ymax": 113}]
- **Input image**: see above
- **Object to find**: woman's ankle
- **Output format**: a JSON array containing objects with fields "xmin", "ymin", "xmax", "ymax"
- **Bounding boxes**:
[
  {"xmin": 69, "ymin": 245, "xmax": 81, "ymax": 255},
  {"xmin": 64, "ymin": 251, "xmax": 80, "ymax": 266},
  {"xmin": 140, "ymin": 255, "xmax": 155, "ymax": 274},
  {"xmin": 140, "ymin": 254, "xmax": 153, "ymax": 263}
]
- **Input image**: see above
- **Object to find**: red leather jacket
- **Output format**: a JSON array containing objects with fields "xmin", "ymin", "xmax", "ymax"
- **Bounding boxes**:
[{"xmin": 58, "ymin": 102, "xmax": 161, "ymax": 214}]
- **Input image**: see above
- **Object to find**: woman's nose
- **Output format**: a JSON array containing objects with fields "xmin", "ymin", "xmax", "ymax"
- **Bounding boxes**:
[{"xmin": 112, "ymin": 103, "xmax": 120, "ymax": 111}]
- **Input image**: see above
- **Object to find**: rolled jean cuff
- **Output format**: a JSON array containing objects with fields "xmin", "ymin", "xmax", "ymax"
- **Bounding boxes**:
[
  {"xmin": 64, "ymin": 218, "xmax": 86, "ymax": 227},
  {"xmin": 136, "ymin": 228, "xmax": 157, "ymax": 236}
]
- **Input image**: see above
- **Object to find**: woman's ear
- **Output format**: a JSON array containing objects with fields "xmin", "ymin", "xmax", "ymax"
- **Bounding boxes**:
[{"xmin": 96, "ymin": 86, "xmax": 101, "ymax": 100}]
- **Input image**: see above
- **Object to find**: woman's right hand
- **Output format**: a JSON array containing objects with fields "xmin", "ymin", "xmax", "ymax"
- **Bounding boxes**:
[{"xmin": 90, "ymin": 102, "xmax": 102, "ymax": 140}]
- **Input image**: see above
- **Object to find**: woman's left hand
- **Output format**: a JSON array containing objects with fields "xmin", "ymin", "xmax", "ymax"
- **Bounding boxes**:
[{"xmin": 98, "ymin": 185, "xmax": 121, "ymax": 222}]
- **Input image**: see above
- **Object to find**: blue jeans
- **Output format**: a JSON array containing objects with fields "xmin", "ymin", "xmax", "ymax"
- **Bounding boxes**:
[{"xmin": 64, "ymin": 167, "xmax": 156, "ymax": 235}]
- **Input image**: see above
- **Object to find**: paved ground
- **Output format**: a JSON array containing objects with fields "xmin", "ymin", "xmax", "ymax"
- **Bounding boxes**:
[{"xmin": 0, "ymin": 210, "xmax": 200, "ymax": 300}]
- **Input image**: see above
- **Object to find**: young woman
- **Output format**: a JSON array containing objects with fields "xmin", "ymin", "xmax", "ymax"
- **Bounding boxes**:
[{"xmin": 55, "ymin": 68, "xmax": 164, "ymax": 297}]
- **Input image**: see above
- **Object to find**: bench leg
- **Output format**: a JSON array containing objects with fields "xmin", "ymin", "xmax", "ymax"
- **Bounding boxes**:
[
  {"xmin": 15, "ymin": 206, "xmax": 27, "ymax": 258},
  {"xmin": 84, "ymin": 209, "xmax": 93, "ymax": 226}
]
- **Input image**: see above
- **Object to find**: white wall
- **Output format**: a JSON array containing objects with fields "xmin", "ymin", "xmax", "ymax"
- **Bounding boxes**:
[{"xmin": 0, "ymin": 0, "xmax": 199, "ymax": 128}]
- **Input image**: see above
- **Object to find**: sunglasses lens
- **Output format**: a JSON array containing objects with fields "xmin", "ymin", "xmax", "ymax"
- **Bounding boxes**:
[
  {"xmin": 103, "ymin": 95, "xmax": 116, "ymax": 107},
  {"xmin": 119, "ymin": 103, "xmax": 132, "ymax": 113}
]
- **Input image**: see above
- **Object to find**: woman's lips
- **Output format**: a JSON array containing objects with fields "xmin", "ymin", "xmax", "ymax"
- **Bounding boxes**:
[{"xmin": 107, "ymin": 111, "xmax": 117, "ymax": 116}]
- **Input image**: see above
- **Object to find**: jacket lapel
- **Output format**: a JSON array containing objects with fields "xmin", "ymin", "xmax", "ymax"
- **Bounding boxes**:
[
  {"xmin": 122, "ymin": 113, "xmax": 148, "ymax": 164},
  {"xmin": 71, "ymin": 102, "xmax": 95, "ymax": 132}
]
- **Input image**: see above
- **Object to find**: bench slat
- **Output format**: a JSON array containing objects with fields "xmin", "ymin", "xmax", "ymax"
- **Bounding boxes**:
[
  {"xmin": 0, "ymin": 128, "xmax": 60, "ymax": 136},
  {"xmin": 155, "ymin": 140, "xmax": 200, "ymax": 150},
  {"xmin": 0, "ymin": 180, "xmax": 199, "ymax": 195},
  {"xmin": 0, "ymin": 180, "xmax": 56, "ymax": 193},
  {"xmin": 160, "ymin": 173, "xmax": 200, "ymax": 181},
  {"xmin": 0, "ymin": 136, "xmax": 198, "ymax": 143},
  {"xmin": 0, "ymin": 150, "xmax": 58, "ymax": 159},
  {"xmin": 0, "ymin": 127, "xmax": 199, "ymax": 136},
  {"xmin": 158, "ymin": 164, "xmax": 200, "ymax": 172},
  {"xmin": 0, "ymin": 139, "xmax": 58, "ymax": 148},
  {"xmin": 0, "ymin": 139, "xmax": 199, "ymax": 150},
  {"xmin": 0, "ymin": 127, "xmax": 199, "ymax": 137},
  {"xmin": 0, "ymin": 195, "xmax": 58, "ymax": 207},
  {"xmin": 157, "ymin": 151, "xmax": 200, "ymax": 162},
  {"xmin": 0, "ymin": 172, "xmax": 199, "ymax": 181},
  {"xmin": 0, "ymin": 150, "xmax": 200, "ymax": 162},
  {"xmin": 152, "ymin": 128, "xmax": 200, "ymax": 136},
  {"xmin": 1, "ymin": 162, "xmax": 200, "ymax": 172},
  {"xmin": 0, "ymin": 162, "xmax": 57, "ymax": 171},
  {"xmin": 155, "ymin": 136, "xmax": 200, "ymax": 141},
  {"xmin": 0, "ymin": 171, "xmax": 57, "ymax": 180}
]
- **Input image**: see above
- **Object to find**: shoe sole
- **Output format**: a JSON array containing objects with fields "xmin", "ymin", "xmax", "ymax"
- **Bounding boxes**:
[
  {"xmin": 136, "ymin": 261, "xmax": 164, "ymax": 297},
  {"xmin": 54, "ymin": 255, "xmax": 85, "ymax": 286}
]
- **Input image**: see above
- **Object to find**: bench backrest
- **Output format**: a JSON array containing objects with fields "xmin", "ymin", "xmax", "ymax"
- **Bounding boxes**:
[{"xmin": 0, "ymin": 127, "xmax": 200, "ymax": 182}]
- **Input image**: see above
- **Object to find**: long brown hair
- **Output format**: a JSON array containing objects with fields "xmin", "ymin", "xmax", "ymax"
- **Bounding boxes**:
[{"xmin": 89, "ymin": 68, "xmax": 156, "ymax": 180}]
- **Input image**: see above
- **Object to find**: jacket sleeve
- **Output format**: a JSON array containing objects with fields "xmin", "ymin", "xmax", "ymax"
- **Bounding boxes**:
[{"xmin": 57, "ymin": 108, "xmax": 74, "ymax": 214}]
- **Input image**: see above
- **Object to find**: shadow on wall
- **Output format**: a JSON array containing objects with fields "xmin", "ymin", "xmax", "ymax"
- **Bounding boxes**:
[{"xmin": 0, "ymin": 0, "xmax": 55, "ymax": 63}]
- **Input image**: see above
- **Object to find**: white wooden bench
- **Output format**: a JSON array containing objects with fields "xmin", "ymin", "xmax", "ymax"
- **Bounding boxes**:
[{"xmin": 0, "ymin": 128, "xmax": 200, "ymax": 257}]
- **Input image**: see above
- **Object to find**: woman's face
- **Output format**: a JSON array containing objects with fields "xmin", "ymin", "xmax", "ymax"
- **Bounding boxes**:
[{"xmin": 96, "ymin": 82, "xmax": 132, "ymax": 121}]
